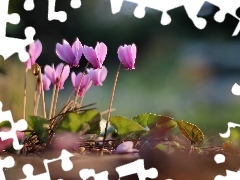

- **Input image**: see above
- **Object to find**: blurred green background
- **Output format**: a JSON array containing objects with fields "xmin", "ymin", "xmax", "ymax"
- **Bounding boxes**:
[{"xmin": 1, "ymin": 0, "xmax": 240, "ymax": 137}]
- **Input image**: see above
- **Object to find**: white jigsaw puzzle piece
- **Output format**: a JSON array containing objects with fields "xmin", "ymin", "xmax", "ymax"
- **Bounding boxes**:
[
  {"xmin": 116, "ymin": 159, "xmax": 158, "ymax": 180},
  {"xmin": 214, "ymin": 169, "xmax": 240, "ymax": 180},
  {"xmin": 20, "ymin": 150, "xmax": 74, "ymax": 180},
  {"xmin": 0, "ymin": 156, "xmax": 15, "ymax": 180},
  {"xmin": 0, "ymin": 0, "xmax": 35, "ymax": 62},
  {"xmin": 0, "ymin": 102, "xmax": 27, "ymax": 150},
  {"xmin": 79, "ymin": 169, "xmax": 109, "ymax": 180},
  {"xmin": 109, "ymin": 0, "xmax": 240, "ymax": 36}
]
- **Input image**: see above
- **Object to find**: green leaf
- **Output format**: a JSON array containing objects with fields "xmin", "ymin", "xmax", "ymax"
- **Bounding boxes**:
[
  {"xmin": 176, "ymin": 120, "xmax": 204, "ymax": 145},
  {"xmin": 57, "ymin": 109, "xmax": 101, "ymax": 134},
  {"xmin": 28, "ymin": 115, "xmax": 49, "ymax": 143},
  {"xmin": 0, "ymin": 121, "xmax": 11, "ymax": 128},
  {"xmin": 132, "ymin": 113, "xmax": 176, "ymax": 130},
  {"xmin": 110, "ymin": 116, "xmax": 146, "ymax": 138}
]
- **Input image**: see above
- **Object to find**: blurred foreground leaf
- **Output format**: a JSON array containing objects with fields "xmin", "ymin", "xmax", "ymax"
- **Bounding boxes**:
[
  {"xmin": 110, "ymin": 116, "xmax": 146, "ymax": 138},
  {"xmin": 155, "ymin": 143, "xmax": 167, "ymax": 152},
  {"xmin": 57, "ymin": 109, "xmax": 101, "ymax": 134},
  {"xmin": 223, "ymin": 141, "xmax": 239, "ymax": 153},
  {"xmin": 177, "ymin": 120, "xmax": 204, "ymax": 145}
]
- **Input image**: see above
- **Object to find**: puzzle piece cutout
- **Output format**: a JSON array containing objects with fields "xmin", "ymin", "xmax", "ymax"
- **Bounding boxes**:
[
  {"xmin": 24, "ymin": 0, "xmax": 81, "ymax": 22},
  {"xmin": 0, "ymin": 156, "xmax": 15, "ymax": 180},
  {"xmin": 214, "ymin": 170, "xmax": 240, "ymax": 180},
  {"xmin": 79, "ymin": 169, "xmax": 109, "ymax": 180},
  {"xmin": 214, "ymin": 122, "xmax": 240, "ymax": 179},
  {"xmin": 116, "ymin": 159, "xmax": 158, "ymax": 180},
  {"xmin": 20, "ymin": 149, "xmax": 73, "ymax": 180},
  {"xmin": 219, "ymin": 122, "xmax": 240, "ymax": 138},
  {"xmin": 0, "ymin": 101, "xmax": 27, "ymax": 150},
  {"xmin": 0, "ymin": 0, "xmax": 35, "ymax": 62},
  {"xmin": 109, "ymin": 0, "xmax": 240, "ymax": 36}
]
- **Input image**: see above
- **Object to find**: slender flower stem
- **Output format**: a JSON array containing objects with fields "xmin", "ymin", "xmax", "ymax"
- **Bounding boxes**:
[
  {"xmin": 23, "ymin": 68, "xmax": 28, "ymax": 119},
  {"xmin": 35, "ymin": 91, "xmax": 40, "ymax": 115},
  {"xmin": 33, "ymin": 81, "xmax": 38, "ymax": 115},
  {"xmin": 78, "ymin": 80, "xmax": 91, "ymax": 108},
  {"xmin": 52, "ymin": 65, "xmax": 65, "ymax": 118},
  {"xmin": 78, "ymin": 97, "xmax": 84, "ymax": 108},
  {"xmin": 38, "ymin": 71, "xmax": 46, "ymax": 118},
  {"xmin": 49, "ymin": 85, "xmax": 56, "ymax": 119},
  {"xmin": 100, "ymin": 63, "xmax": 121, "ymax": 156},
  {"xmin": 73, "ymin": 62, "xmax": 89, "ymax": 109},
  {"xmin": 65, "ymin": 87, "xmax": 73, "ymax": 106}
]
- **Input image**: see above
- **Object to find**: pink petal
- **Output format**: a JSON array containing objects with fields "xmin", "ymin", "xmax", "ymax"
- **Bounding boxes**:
[
  {"xmin": 62, "ymin": 40, "xmax": 75, "ymax": 64},
  {"xmin": 42, "ymin": 74, "xmax": 51, "ymax": 91},
  {"xmin": 56, "ymin": 43, "xmax": 66, "ymax": 61},
  {"xmin": 100, "ymin": 66, "xmax": 107, "ymax": 83},
  {"xmin": 124, "ymin": 45, "xmax": 134, "ymax": 68},
  {"xmin": 71, "ymin": 72, "xmax": 76, "ymax": 88},
  {"xmin": 44, "ymin": 64, "xmax": 55, "ymax": 84},
  {"xmin": 131, "ymin": 43, "xmax": 137, "ymax": 60},
  {"xmin": 25, "ymin": 59, "xmax": 32, "ymax": 70},
  {"xmin": 60, "ymin": 65, "xmax": 70, "ymax": 88},
  {"xmin": 75, "ymin": 72, "xmax": 84, "ymax": 88},
  {"xmin": 55, "ymin": 63, "xmax": 64, "ymax": 78},
  {"xmin": 117, "ymin": 46, "xmax": 127, "ymax": 66},
  {"xmin": 95, "ymin": 42, "xmax": 107, "ymax": 64},
  {"xmin": 83, "ymin": 45, "xmax": 98, "ymax": 68},
  {"xmin": 72, "ymin": 38, "xmax": 83, "ymax": 65},
  {"xmin": 29, "ymin": 40, "xmax": 42, "ymax": 62}
]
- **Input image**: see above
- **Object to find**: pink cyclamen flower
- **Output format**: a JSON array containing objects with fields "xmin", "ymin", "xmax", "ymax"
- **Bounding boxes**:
[
  {"xmin": 56, "ymin": 38, "xmax": 83, "ymax": 67},
  {"xmin": 117, "ymin": 43, "xmax": 137, "ymax": 70},
  {"xmin": 71, "ymin": 72, "xmax": 92, "ymax": 97},
  {"xmin": 25, "ymin": 40, "xmax": 42, "ymax": 70},
  {"xmin": 87, "ymin": 66, "xmax": 107, "ymax": 86},
  {"xmin": 83, "ymin": 42, "xmax": 107, "ymax": 69},
  {"xmin": 44, "ymin": 63, "xmax": 70, "ymax": 89},
  {"xmin": 0, "ymin": 128, "xmax": 25, "ymax": 151},
  {"xmin": 114, "ymin": 141, "xmax": 139, "ymax": 154},
  {"xmin": 37, "ymin": 74, "xmax": 51, "ymax": 93}
]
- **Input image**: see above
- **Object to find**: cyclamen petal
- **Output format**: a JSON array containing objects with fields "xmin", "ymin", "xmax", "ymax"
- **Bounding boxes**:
[
  {"xmin": 72, "ymin": 38, "xmax": 83, "ymax": 65},
  {"xmin": 118, "ymin": 43, "xmax": 136, "ymax": 70},
  {"xmin": 56, "ymin": 43, "xmax": 66, "ymax": 61},
  {"xmin": 83, "ymin": 42, "xmax": 107, "ymax": 69},
  {"xmin": 44, "ymin": 64, "xmax": 56, "ymax": 84},
  {"xmin": 95, "ymin": 42, "xmax": 107, "ymax": 65},
  {"xmin": 71, "ymin": 72, "xmax": 92, "ymax": 97},
  {"xmin": 114, "ymin": 141, "xmax": 139, "ymax": 154},
  {"xmin": 25, "ymin": 40, "xmax": 42, "ymax": 70},
  {"xmin": 44, "ymin": 63, "xmax": 69, "ymax": 89},
  {"xmin": 38, "ymin": 74, "xmax": 51, "ymax": 93},
  {"xmin": 56, "ymin": 38, "xmax": 83, "ymax": 67},
  {"xmin": 87, "ymin": 66, "xmax": 107, "ymax": 86}
]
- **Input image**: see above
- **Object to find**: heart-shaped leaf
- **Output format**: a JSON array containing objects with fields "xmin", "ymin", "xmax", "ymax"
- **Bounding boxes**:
[
  {"xmin": 132, "ymin": 113, "xmax": 176, "ymax": 130},
  {"xmin": 57, "ymin": 109, "xmax": 101, "ymax": 134},
  {"xmin": 110, "ymin": 116, "xmax": 146, "ymax": 138},
  {"xmin": 28, "ymin": 115, "xmax": 49, "ymax": 143},
  {"xmin": 176, "ymin": 120, "xmax": 204, "ymax": 145}
]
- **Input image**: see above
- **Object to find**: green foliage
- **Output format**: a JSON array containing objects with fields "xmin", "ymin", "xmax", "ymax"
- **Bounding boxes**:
[
  {"xmin": 133, "ymin": 113, "xmax": 177, "ymax": 130},
  {"xmin": 110, "ymin": 116, "xmax": 146, "ymax": 138},
  {"xmin": 0, "ymin": 121, "xmax": 11, "ymax": 128},
  {"xmin": 28, "ymin": 115, "xmax": 49, "ymax": 143},
  {"xmin": 155, "ymin": 143, "xmax": 167, "ymax": 152},
  {"xmin": 176, "ymin": 120, "xmax": 204, "ymax": 145},
  {"xmin": 56, "ymin": 109, "xmax": 101, "ymax": 134}
]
